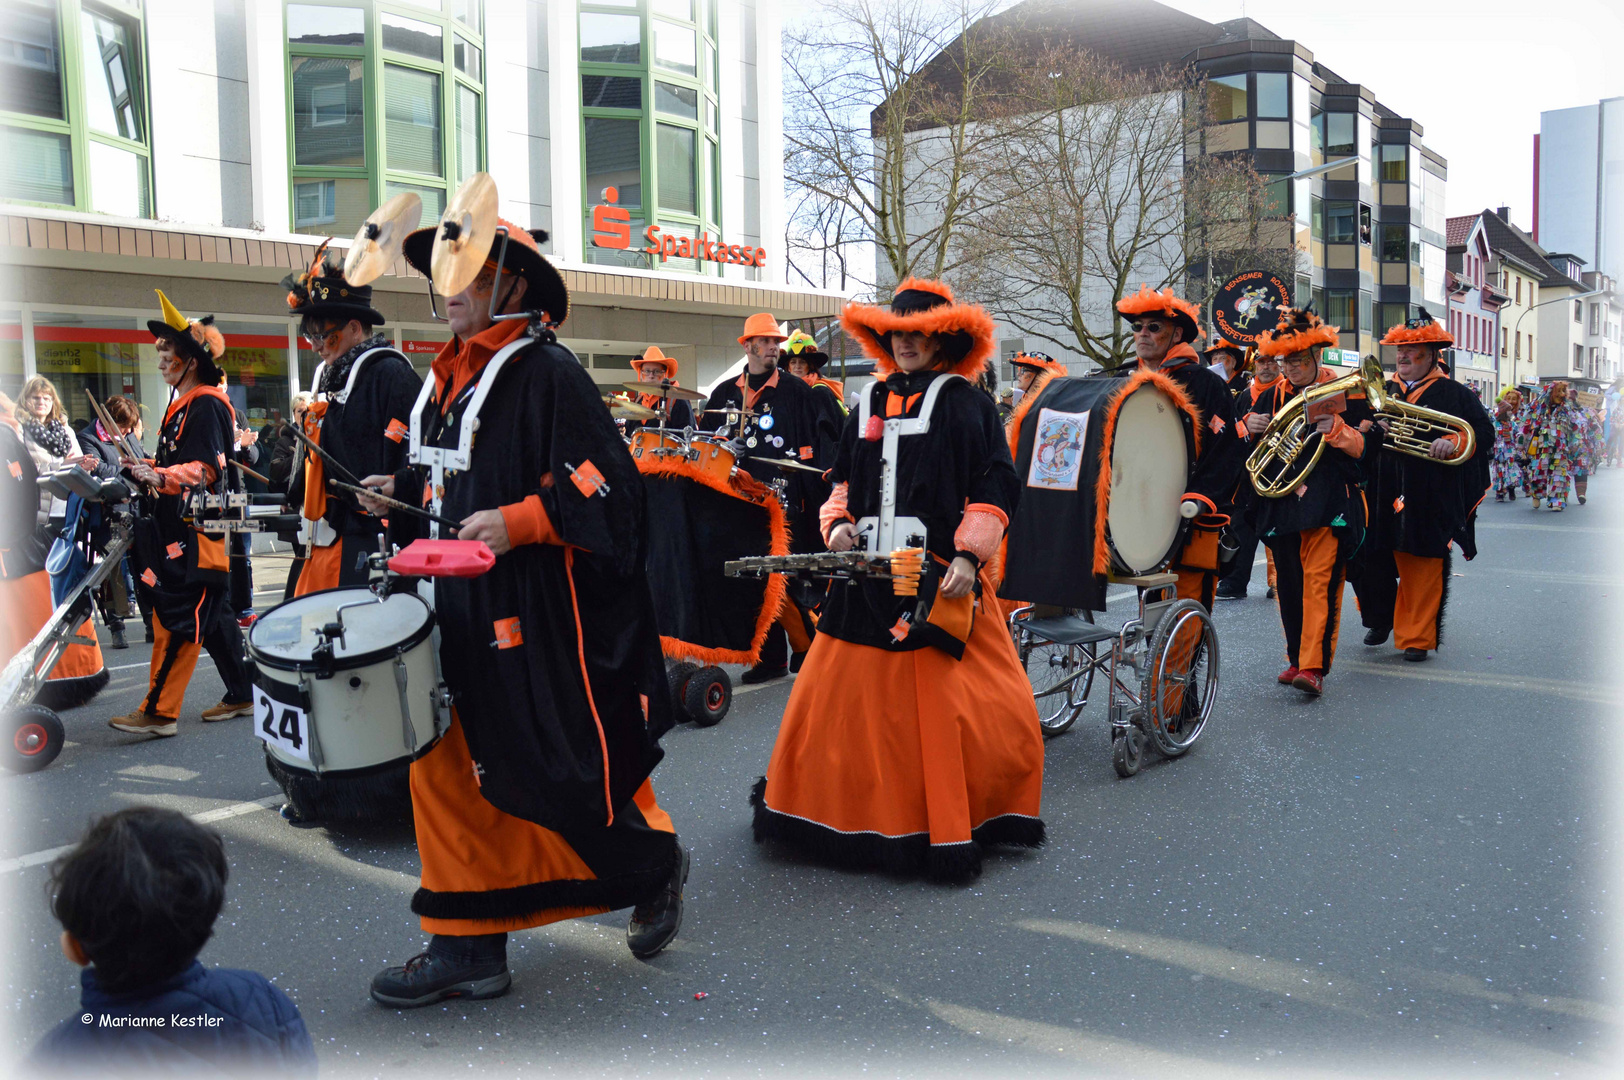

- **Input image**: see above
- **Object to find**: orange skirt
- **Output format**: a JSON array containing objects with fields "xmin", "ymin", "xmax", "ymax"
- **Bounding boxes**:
[
  {"xmin": 0, "ymin": 570, "xmax": 106, "ymax": 707},
  {"xmin": 752, "ymin": 572, "xmax": 1045, "ymax": 881}
]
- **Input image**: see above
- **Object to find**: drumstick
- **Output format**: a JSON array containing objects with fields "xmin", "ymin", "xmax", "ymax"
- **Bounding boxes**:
[
  {"xmin": 326, "ymin": 479, "xmax": 463, "ymax": 531},
  {"xmin": 286, "ymin": 421, "xmax": 364, "ymax": 486},
  {"xmin": 232, "ymin": 460, "xmax": 272, "ymax": 485},
  {"xmin": 84, "ymin": 389, "xmax": 145, "ymax": 465}
]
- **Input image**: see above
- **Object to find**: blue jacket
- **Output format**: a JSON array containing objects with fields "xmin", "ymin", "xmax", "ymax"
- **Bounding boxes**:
[{"xmin": 30, "ymin": 961, "xmax": 317, "ymax": 1075}]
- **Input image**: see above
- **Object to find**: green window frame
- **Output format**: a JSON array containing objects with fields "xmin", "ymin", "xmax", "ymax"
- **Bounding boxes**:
[
  {"xmin": 285, "ymin": 0, "xmax": 486, "ymax": 238},
  {"xmin": 579, "ymin": 0, "xmax": 722, "ymax": 273},
  {"xmin": 0, "ymin": 0, "xmax": 154, "ymax": 216}
]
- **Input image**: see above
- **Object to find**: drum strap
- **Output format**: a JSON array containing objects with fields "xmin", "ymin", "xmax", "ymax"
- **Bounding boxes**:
[
  {"xmin": 300, "ymin": 348, "xmax": 404, "ymax": 547},
  {"xmin": 856, "ymin": 374, "xmax": 963, "ymax": 552}
]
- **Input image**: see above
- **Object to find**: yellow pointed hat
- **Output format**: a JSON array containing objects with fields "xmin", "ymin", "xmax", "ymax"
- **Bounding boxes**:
[
  {"xmin": 148, "ymin": 289, "xmax": 226, "ymax": 382},
  {"xmin": 155, "ymin": 288, "xmax": 190, "ymax": 333}
]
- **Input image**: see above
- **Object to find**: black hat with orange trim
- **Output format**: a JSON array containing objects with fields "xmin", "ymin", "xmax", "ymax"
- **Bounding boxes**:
[
  {"xmin": 1379, "ymin": 307, "xmax": 1454, "ymax": 349},
  {"xmin": 1009, "ymin": 351, "xmax": 1067, "ymax": 378},
  {"xmin": 1116, "ymin": 284, "xmax": 1204, "ymax": 345},
  {"xmin": 840, "ymin": 278, "xmax": 996, "ymax": 381},
  {"xmin": 1255, "ymin": 307, "xmax": 1340, "ymax": 359},
  {"xmin": 281, "ymin": 239, "xmax": 385, "ymax": 328},
  {"xmin": 403, "ymin": 219, "xmax": 570, "ymax": 327},
  {"xmin": 148, "ymin": 289, "xmax": 227, "ymax": 387}
]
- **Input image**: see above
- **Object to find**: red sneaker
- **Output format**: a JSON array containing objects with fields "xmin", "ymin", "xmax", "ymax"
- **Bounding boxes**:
[
  {"xmin": 1277, "ymin": 665, "xmax": 1299, "ymax": 685},
  {"xmin": 237, "ymin": 614, "xmax": 257, "ymax": 629},
  {"xmin": 1292, "ymin": 669, "xmax": 1324, "ymax": 695}
]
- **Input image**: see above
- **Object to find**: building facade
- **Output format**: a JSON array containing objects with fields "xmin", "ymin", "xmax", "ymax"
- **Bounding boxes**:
[
  {"xmin": 1534, "ymin": 97, "xmax": 1623, "ymax": 285},
  {"xmin": 0, "ymin": 0, "xmax": 840, "ymax": 431},
  {"xmin": 1443, "ymin": 213, "xmax": 1505, "ymax": 402}
]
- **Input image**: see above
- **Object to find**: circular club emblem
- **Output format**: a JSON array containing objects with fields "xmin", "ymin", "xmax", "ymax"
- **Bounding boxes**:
[
  {"xmin": 1212, "ymin": 271, "xmax": 1292, "ymax": 344},
  {"xmin": 759, "ymin": 413, "xmax": 775, "ymax": 430}
]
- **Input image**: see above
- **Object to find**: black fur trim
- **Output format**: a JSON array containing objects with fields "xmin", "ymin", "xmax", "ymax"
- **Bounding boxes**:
[
  {"xmin": 409, "ymin": 842, "xmax": 679, "ymax": 920},
  {"xmin": 36, "ymin": 667, "xmax": 109, "ymax": 710},
  {"xmin": 263, "ymin": 752, "xmax": 414, "ymax": 825},
  {"xmin": 1436, "ymin": 548, "xmax": 1451, "ymax": 647},
  {"xmin": 750, "ymin": 776, "xmax": 1044, "ymax": 883}
]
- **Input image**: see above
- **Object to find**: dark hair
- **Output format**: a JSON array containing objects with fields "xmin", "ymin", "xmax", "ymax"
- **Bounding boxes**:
[
  {"xmin": 103, "ymin": 396, "xmax": 139, "ymax": 428},
  {"xmin": 49, "ymin": 808, "xmax": 228, "ymax": 993}
]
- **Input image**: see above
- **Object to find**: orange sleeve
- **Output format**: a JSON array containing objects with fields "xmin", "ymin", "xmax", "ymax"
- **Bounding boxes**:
[
  {"xmin": 953, "ymin": 503, "xmax": 1008, "ymax": 565},
  {"xmin": 819, "ymin": 482, "xmax": 853, "ymax": 545},
  {"xmin": 499, "ymin": 494, "xmax": 562, "ymax": 547},
  {"xmin": 153, "ymin": 460, "xmax": 212, "ymax": 495},
  {"xmin": 1324, "ymin": 416, "xmax": 1365, "ymax": 457}
]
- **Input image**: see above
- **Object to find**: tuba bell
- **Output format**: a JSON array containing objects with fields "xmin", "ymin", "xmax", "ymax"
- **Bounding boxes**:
[{"xmin": 1246, "ymin": 356, "xmax": 1388, "ymax": 498}]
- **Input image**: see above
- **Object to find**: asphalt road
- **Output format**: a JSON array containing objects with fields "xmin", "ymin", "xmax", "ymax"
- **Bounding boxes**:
[{"xmin": 3, "ymin": 474, "xmax": 1619, "ymax": 1078}]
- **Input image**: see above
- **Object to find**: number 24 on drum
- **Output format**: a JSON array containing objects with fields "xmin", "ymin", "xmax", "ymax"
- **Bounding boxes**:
[{"xmin": 253, "ymin": 686, "xmax": 310, "ymax": 762}]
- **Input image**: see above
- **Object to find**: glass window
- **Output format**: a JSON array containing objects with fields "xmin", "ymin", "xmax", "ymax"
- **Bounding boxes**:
[
  {"xmin": 585, "ymin": 116, "xmax": 641, "ymax": 206},
  {"xmin": 1325, "ymin": 201, "xmax": 1356, "ymax": 244},
  {"xmin": 451, "ymin": 0, "xmax": 480, "ymax": 33},
  {"xmin": 654, "ymin": 0, "xmax": 694, "ymax": 19},
  {"xmin": 287, "ymin": 4, "xmax": 364, "ymax": 47},
  {"xmin": 1380, "ymin": 223, "xmax": 1407, "ymax": 262},
  {"xmin": 709, "ymin": 137, "xmax": 720, "ymax": 222},
  {"xmin": 1262, "ymin": 175, "xmax": 1289, "ymax": 216},
  {"xmin": 1324, "ymin": 111, "xmax": 1355, "ymax": 155},
  {"xmin": 79, "ymin": 7, "xmax": 142, "ymax": 141},
  {"xmin": 1254, "ymin": 121, "xmax": 1289, "ymax": 150},
  {"xmin": 1255, "ymin": 72, "xmax": 1288, "ymax": 119},
  {"xmin": 580, "ymin": 13, "xmax": 640, "ymax": 64},
  {"xmin": 583, "ymin": 74, "xmax": 640, "ymax": 109},
  {"xmin": 454, "ymin": 83, "xmax": 479, "ymax": 185},
  {"xmin": 385, "ymin": 179, "xmax": 445, "ymax": 221},
  {"xmin": 1360, "ymin": 291, "xmax": 1372, "ymax": 337},
  {"xmin": 1310, "ymin": 195, "xmax": 1323, "ymax": 241},
  {"xmin": 1207, "ymin": 74, "xmax": 1246, "ymax": 122},
  {"xmin": 0, "ymin": 0, "xmax": 64, "ymax": 119},
  {"xmin": 292, "ymin": 176, "xmax": 368, "ymax": 235},
  {"xmin": 656, "ymin": 122, "xmax": 695, "ymax": 214},
  {"xmin": 655, "ymin": 80, "xmax": 697, "ymax": 119},
  {"xmin": 1358, "ymin": 204, "xmax": 1371, "ymax": 244},
  {"xmin": 454, "ymin": 37, "xmax": 481, "ymax": 80},
  {"xmin": 1325, "ymin": 291, "xmax": 1354, "ymax": 333},
  {"xmin": 87, "ymin": 138, "xmax": 148, "ymax": 216},
  {"xmin": 384, "ymin": 64, "xmax": 442, "ymax": 176},
  {"xmin": 1381, "ymin": 143, "xmax": 1407, "ymax": 182},
  {"xmin": 705, "ymin": 95, "xmax": 718, "ymax": 131},
  {"xmin": 291, "ymin": 57, "xmax": 365, "ymax": 167},
  {"xmin": 0, "ymin": 124, "xmax": 73, "ymax": 204},
  {"xmin": 382, "ymin": 12, "xmax": 443, "ymax": 61},
  {"xmin": 653, "ymin": 20, "xmax": 696, "ymax": 77}
]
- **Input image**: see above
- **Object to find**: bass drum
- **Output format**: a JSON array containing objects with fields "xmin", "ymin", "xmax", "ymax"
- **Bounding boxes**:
[
  {"xmin": 247, "ymin": 587, "xmax": 443, "ymax": 824},
  {"xmin": 1001, "ymin": 372, "xmax": 1195, "ymax": 612}
]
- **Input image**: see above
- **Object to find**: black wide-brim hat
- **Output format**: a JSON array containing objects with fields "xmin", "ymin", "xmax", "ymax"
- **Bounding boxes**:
[
  {"xmin": 149, "ymin": 290, "xmax": 227, "ymax": 386},
  {"xmin": 289, "ymin": 287, "xmax": 384, "ymax": 328},
  {"xmin": 404, "ymin": 221, "xmax": 570, "ymax": 326}
]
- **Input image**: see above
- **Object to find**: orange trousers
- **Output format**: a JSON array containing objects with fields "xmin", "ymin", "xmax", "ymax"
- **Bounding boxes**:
[
  {"xmin": 1393, "ymin": 551, "xmax": 1445, "ymax": 651},
  {"xmin": 1266, "ymin": 527, "xmax": 1346, "ymax": 673},
  {"xmin": 411, "ymin": 714, "xmax": 675, "ymax": 936}
]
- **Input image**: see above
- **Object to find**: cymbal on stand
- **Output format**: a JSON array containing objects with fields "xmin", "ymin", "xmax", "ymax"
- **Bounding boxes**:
[
  {"xmin": 620, "ymin": 380, "xmax": 706, "ymax": 402},
  {"xmin": 345, "ymin": 192, "xmax": 423, "ymax": 286},
  {"xmin": 604, "ymin": 395, "xmax": 657, "ymax": 421},
  {"xmin": 429, "ymin": 173, "xmax": 499, "ymax": 297}
]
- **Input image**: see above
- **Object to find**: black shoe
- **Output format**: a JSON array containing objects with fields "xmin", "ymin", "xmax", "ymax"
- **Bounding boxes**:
[
  {"xmin": 143, "ymin": 621, "xmax": 155, "ymax": 644},
  {"xmin": 1579, "ymin": 496, "xmax": 1586, "ymax": 505},
  {"xmin": 1363, "ymin": 626, "xmax": 1391, "ymax": 646},
  {"xmin": 1404, "ymin": 647, "xmax": 1428, "ymax": 662},
  {"xmin": 629, "ymin": 845, "xmax": 690, "ymax": 959},
  {"xmin": 789, "ymin": 650, "xmax": 808, "ymax": 674},
  {"xmin": 741, "ymin": 663, "xmax": 788, "ymax": 685},
  {"xmin": 1214, "ymin": 584, "xmax": 1246, "ymax": 601},
  {"xmin": 109, "ymin": 625, "xmax": 128, "ymax": 650},
  {"xmin": 1265, "ymin": 587, "xmax": 1276, "ymax": 599},
  {"xmin": 370, "ymin": 949, "xmax": 510, "ymax": 1008}
]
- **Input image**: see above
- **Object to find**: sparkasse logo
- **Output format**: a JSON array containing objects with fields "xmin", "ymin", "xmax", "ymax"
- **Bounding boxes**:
[{"xmin": 590, "ymin": 187, "xmax": 767, "ymax": 268}]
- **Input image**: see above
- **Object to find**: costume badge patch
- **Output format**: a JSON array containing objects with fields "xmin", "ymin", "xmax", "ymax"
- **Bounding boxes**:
[
  {"xmin": 493, "ymin": 617, "xmax": 523, "ymax": 649},
  {"xmin": 166, "ymin": 541, "xmax": 184, "ymax": 560},
  {"xmin": 1026, "ymin": 408, "xmax": 1089, "ymax": 492},
  {"xmin": 384, "ymin": 418, "xmax": 409, "ymax": 443}
]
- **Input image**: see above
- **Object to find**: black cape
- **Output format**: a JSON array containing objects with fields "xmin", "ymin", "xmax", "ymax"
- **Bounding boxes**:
[
  {"xmin": 1364, "ymin": 373, "xmax": 1494, "ymax": 559},
  {"xmin": 1240, "ymin": 375, "xmax": 1379, "ymax": 545},
  {"xmin": 1157, "ymin": 355, "xmax": 1244, "ymax": 514},
  {"xmin": 391, "ymin": 331, "xmax": 672, "ymax": 833}
]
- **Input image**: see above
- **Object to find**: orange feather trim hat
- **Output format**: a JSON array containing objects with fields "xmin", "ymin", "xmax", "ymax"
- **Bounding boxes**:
[
  {"xmin": 840, "ymin": 277, "xmax": 996, "ymax": 380},
  {"xmin": 1379, "ymin": 307, "xmax": 1454, "ymax": 348},
  {"xmin": 1116, "ymin": 284, "xmax": 1204, "ymax": 345},
  {"xmin": 1202, "ymin": 335, "xmax": 1244, "ymax": 357},
  {"xmin": 630, "ymin": 346, "xmax": 679, "ymax": 379},
  {"xmin": 1009, "ymin": 351, "xmax": 1067, "ymax": 378},
  {"xmin": 1255, "ymin": 307, "xmax": 1340, "ymax": 358}
]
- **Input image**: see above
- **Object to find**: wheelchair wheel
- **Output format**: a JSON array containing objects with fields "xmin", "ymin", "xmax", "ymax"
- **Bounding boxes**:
[
  {"xmin": 1111, "ymin": 727, "xmax": 1143, "ymax": 778},
  {"xmin": 1139, "ymin": 599, "xmax": 1219, "ymax": 758},
  {"xmin": 1019, "ymin": 634, "xmax": 1096, "ymax": 739}
]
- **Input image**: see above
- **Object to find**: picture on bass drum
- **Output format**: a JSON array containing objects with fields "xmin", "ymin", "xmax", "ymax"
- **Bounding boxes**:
[{"xmin": 1000, "ymin": 368, "xmax": 1199, "ymax": 612}]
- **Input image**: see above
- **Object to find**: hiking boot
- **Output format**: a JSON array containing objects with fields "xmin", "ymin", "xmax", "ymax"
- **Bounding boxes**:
[
  {"xmin": 109, "ymin": 624, "xmax": 128, "ymax": 650},
  {"xmin": 628, "ymin": 845, "xmax": 690, "ymax": 960},
  {"xmin": 1265, "ymin": 587, "xmax": 1276, "ymax": 599},
  {"xmin": 108, "ymin": 710, "xmax": 177, "ymax": 738},
  {"xmin": 370, "ymin": 950, "xmax": 510, "ymax": 1008},
  {"xmin": 201, "ymin": 701, "xmax": 253, "ymax": 722}
]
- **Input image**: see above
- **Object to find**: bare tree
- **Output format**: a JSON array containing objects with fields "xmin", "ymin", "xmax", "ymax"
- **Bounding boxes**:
[
  {"xmin": 955, "ymin": 48, "xmax": 1295, "ymax": 367},
  {"xmin": 782, "ymin": 0, "xmax": 1017, "ymax": 295}
]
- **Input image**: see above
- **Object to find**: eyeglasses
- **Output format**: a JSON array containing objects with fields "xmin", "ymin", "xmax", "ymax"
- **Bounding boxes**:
[
  {"xmin": 1129, "ymin": 321, "xmax": 1167, "ymax": 334},
  {"xmin": 1280, "ymin": 355, "xmax": 1317, "ymax": 368},
  {"xmin": 303, "ymin": 325, "xmax": 344, "ymax": 349}
]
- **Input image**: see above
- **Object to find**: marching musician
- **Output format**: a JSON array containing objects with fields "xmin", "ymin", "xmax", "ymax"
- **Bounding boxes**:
[
  {"xmin": 624, "ymin": 346, "xmax": 695, "ymax": 430},
  {"xmin": 356, "ymin": 217, "xmax": 685, "ymax": 1007},
  {"xmin": 1204, "ymin": 336, "xmax": 1251, "ymax": 398},
  {"xmin": 1115, "ymin": 285, "xmax": 1246, "ymax": 609},
  {"xmin": 1240, "ymin": 309, "xmax": 1378, "ymax": 696},
  {"xmin": 751, "ymin": 278, "xmax": 1044, "ymax": 881},
  {"xmin": 281, "ymin": 246, "xmax": 422, "ymax": 597},
  {"xmin": 1009, "ymin": 351, "xmax": 1067, "ymax": 399},
  {"xmin": 1216, "ymin": 349, "xmax": 1281, "ymax": 601},
  {"xmin": 1353, "ymin": 313, "xmax": 1492, "ymax": 661},
  {"xmin": 781, "ymin": 329, "xmax": 847, "ymax": 414},
  {"xmin": 108, "ymin": 292, "xmax": 254, "ymax": 736},
  {"xmin": 700, "ymin": 313, "xmax": 838, "ymax": 681}
]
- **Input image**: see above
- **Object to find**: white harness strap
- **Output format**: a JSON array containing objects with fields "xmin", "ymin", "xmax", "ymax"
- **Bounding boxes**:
[
  {"xmin": 301, "ymin": 347, "xmax": 405, "ymax": 546},
  {"xmin": 855, "ymin": 373, "xmax": 962, "ymax": 553},
  {"xmin": 408, "ymin": 336, "xmax": 531, "ymax": 540}
]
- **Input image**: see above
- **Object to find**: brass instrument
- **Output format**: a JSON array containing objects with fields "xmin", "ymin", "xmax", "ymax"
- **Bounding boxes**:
[{"xmin": 1246, "ymin": 355, "xmax": 1477, "ymax": 498}]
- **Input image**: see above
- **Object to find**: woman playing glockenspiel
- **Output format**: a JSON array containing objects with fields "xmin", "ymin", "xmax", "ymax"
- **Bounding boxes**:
[{"xmin": 749, "ymin": 279, "xmax": 1045, "ymax": 881}]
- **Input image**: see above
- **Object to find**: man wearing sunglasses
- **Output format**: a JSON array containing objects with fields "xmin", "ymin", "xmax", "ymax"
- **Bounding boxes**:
[
  {"xmin": 1114, "ymin": 285, "xmax": 1247, "ymax": 609},
  {"xmin": 280, "ymin": 246, "xmax": 421, "ymax": 598}
]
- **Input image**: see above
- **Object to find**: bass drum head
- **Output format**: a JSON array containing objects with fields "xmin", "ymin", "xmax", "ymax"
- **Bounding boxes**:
[
  {"xmin": 249, "ymin": 587, "xmax": 434, "ymax": 670},
  {"xmin": 1106, "ymin": 383, "xmax": 1188, "ymax": 574}
]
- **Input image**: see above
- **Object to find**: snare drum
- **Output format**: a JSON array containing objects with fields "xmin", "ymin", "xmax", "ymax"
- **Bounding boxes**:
[
  {"xmin": 690, "ymin": 434, "xmax": 738, "ymax": 484},
  {"xmin": 629, "ymin": 428, "xmax": 683, "ymax": 462},
  {"xmin": 247, "ymin": 587, "xmax": 444, "ymax": 775}
]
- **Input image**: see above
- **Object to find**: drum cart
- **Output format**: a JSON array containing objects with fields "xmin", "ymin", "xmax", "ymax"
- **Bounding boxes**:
[{"xmin": 1008, "ymin": 571, "xmax": 1218, "ymax": 777}]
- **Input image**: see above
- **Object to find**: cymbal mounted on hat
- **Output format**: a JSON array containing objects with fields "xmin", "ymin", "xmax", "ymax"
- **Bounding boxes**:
[
  {"xmin": 344, "ymin": 191, "xmax": 424, "ymax": 287},
  {"xmin": 429, "ymin": 173, "xmax": 499, "ymax": 297}
]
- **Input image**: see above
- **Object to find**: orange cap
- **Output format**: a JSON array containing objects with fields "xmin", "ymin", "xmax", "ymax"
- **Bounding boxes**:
[{"xmin": 738, "ymin": 312, "xmax": 786, "ymax": 345}]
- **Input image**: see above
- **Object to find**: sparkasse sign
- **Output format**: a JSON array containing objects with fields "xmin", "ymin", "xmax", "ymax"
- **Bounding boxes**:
[{"xmin": 591, "ymin": 187, "xmax": 767, "ymax": 268}]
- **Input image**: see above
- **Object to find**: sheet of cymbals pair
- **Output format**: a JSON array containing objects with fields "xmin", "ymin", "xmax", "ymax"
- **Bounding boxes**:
[
  {"xmin": 343, "ymin": 191, "xmax": 424, "ymax": 286},
  {"xmin": 346, "ymin": 173, "xmax": 502, "ymax": 296}
]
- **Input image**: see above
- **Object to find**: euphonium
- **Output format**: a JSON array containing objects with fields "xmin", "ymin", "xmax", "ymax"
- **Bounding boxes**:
[
  {"xmin": 1376, "ymin": 389, "xmax": 1477, "ymax": 466},
  {"xmin": 1246, "ymin": 355, "xmax": 1388, "ymax": 498}
]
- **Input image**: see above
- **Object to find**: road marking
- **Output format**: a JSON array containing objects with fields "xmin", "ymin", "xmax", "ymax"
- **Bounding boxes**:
[
  {"xmin": 1463, "ymin": 567, "xmax": 1624, "ymax": 587},
  {"xmin": 0, "ymin": 795, "xmax": 280, "ymax": 875},
  {"xmin": 1477, "ymin": 520, "xmax": 1619, "ymax": 535},
  {"xmin": 1338, "ymin": 660, "xmax": 1617, "ymax": 706},
  {"xmin": 107, "ymin": 657, "xmax": 215, "ymax": 673}
]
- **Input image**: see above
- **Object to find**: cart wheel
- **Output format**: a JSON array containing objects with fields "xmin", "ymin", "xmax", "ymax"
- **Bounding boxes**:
[
  {"xmin": 3, "ymin": 705, "xmax": 65, "ymax": 773},
  {"xmin": 667, "ymin": 662, "xmax": 700, "ymax": 722},
  {"xmin": 684, "ymin": 666, "xmax": 731, "ymax": 727},
  {"xmin": 1111, "ymin": 728, "xmax": 1142, "ymax": 778},
  {"xmin": 1140, "ymin": 599, "xmax": 1219, "ymax": 758}
]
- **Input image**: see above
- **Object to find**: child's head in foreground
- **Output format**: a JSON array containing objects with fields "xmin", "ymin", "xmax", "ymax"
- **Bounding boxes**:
[{"xmin": 49, "ymin": 807, "xmax": 228, "ymax": 993}]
